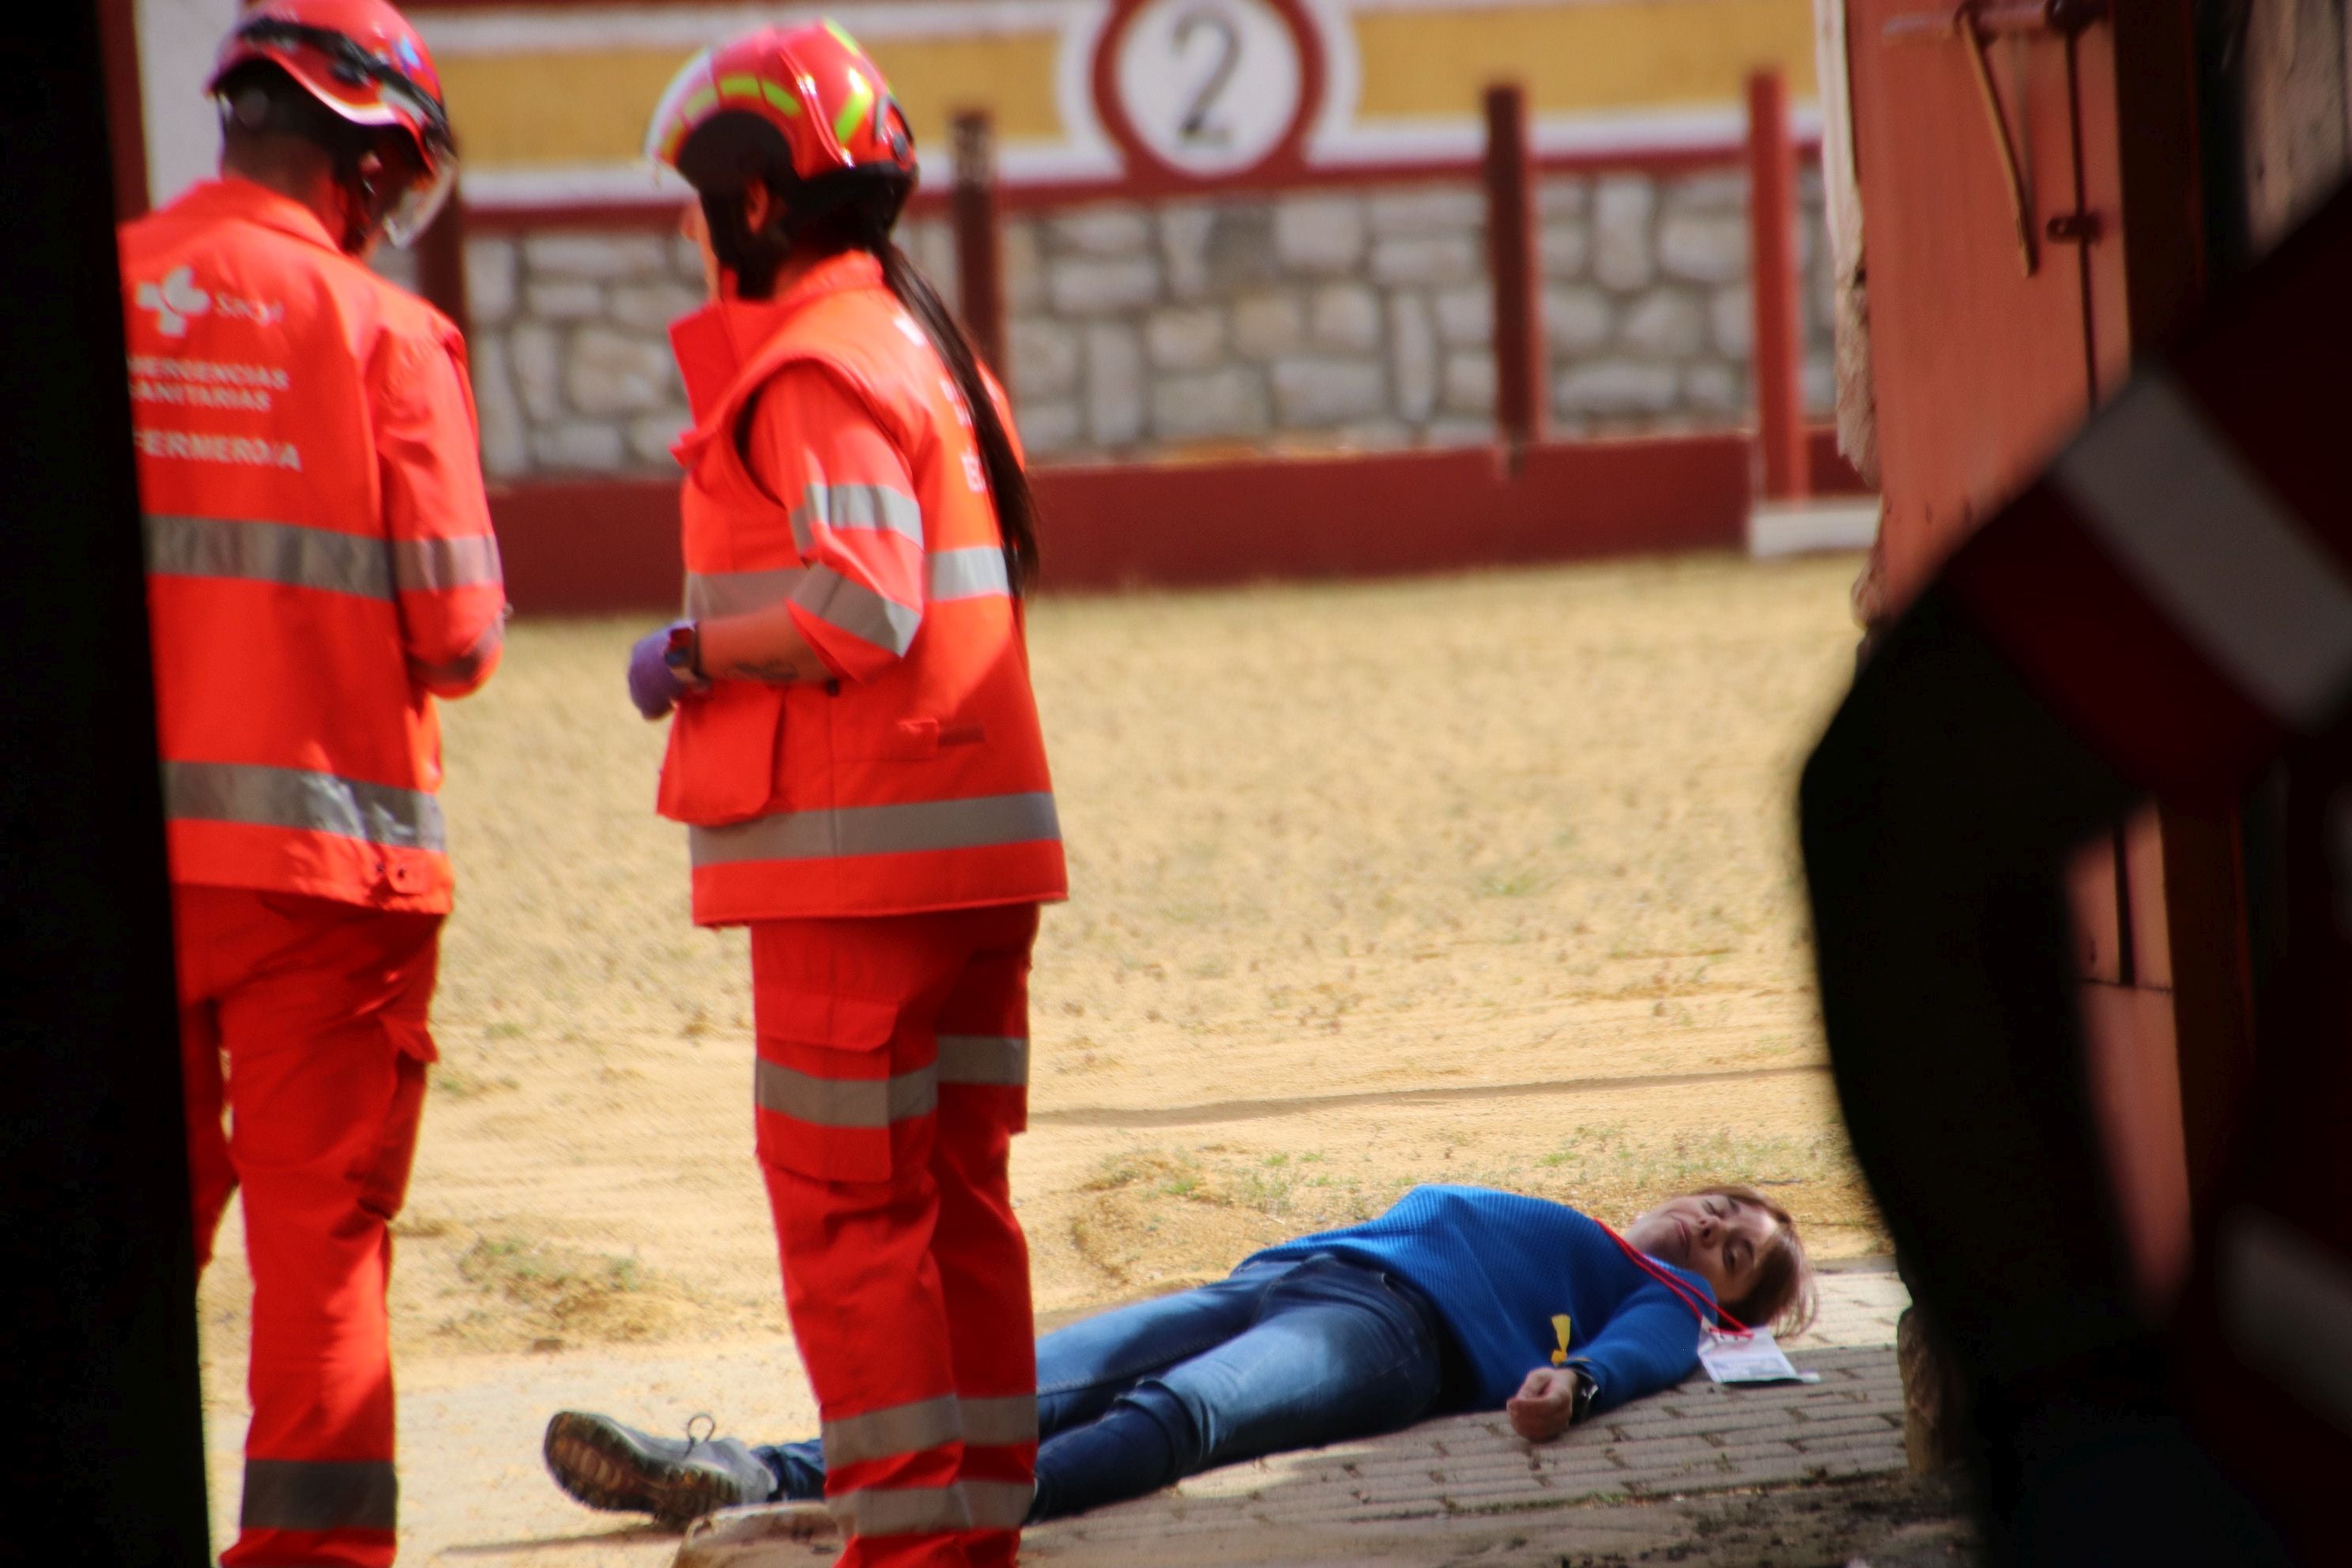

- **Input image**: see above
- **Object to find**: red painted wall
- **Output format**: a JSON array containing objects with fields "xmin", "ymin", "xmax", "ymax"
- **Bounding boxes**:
[{"xmin": 491, "ymin": 428, "xmax": 1863, "ymax": 614}]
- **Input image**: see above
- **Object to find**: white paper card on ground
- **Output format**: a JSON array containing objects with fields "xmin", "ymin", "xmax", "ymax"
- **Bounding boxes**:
[{"xmin": 1697, "ymin": 1328, "xmax": 1821, "ymax": 1385}]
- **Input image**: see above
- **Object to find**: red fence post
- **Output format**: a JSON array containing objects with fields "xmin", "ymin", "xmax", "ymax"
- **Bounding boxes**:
[
  {"xmin": 1746, "ymin": 68, "xmax": 1808, "ymax": 500},
  {"xmin": 415, "ymin": 194, "xmax": 472, "ymax": 341},
  {"xmin": 1483, "ymin": 83, "xmax": 1544, "ymax": 469},
  {"xmin": 951, "ymin": 110, "xmax": 1010, "ymax": 387}
]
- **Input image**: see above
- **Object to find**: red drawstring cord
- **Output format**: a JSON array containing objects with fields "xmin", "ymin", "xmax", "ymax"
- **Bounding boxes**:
[{"xmin": 1600, "ymin": 1223, "xmax": 1754, "ymax": 1340}]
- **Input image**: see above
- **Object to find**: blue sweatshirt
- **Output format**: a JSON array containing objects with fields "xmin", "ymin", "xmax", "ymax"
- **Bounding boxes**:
[{"xmin": 1242, "ymin": 1185, "xmax": 1716, "ymax": 1414}]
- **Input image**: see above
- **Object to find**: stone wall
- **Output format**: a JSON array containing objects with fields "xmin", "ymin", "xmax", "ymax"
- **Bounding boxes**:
[{"xmin": 432, "ymin": 168, "xmax": 1835, "ymax": 480}]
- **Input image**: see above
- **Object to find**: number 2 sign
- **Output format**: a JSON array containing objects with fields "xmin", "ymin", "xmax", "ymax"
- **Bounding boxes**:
[{"xmin": 1096, "ymin": 0, "xmax": 1321, "ymax": 183}]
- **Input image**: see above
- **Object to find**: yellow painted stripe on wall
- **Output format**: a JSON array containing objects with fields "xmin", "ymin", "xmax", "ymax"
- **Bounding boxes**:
[
  {"xmin": 1353, "ymin": 0, "xmax": 1818, "ymax": 118},
  {"xmin": 439, "ymin": 33, "xmax": 1065, "ymax": 168}
]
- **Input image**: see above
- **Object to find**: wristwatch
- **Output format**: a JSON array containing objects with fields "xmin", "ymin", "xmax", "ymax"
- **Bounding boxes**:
[
  {"xmin": 663, "ymin": 621, "xmax": 703, "ymax": 684},
  {"xmin": 1570, "ymin": 1366, "xmax": 1599, "ymax": 1425}
]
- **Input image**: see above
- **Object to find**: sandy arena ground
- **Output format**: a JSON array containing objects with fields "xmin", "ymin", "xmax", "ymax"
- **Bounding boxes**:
[{"xmin": 194, "ymin": 550, "xmax": 1888, "ymax": 1559}]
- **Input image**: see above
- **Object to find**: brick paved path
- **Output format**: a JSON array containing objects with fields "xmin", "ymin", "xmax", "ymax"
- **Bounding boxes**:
[
  {"xmin": 682, "ymin": 1268, "xmax": 1920, "ymax": 1567},
  {"xmin": 202, "ymin": 1265, "xmax": 1918, "ymax": 1566},
  {"xmin": 1012, "ymin": 1345, "xmax": 1905, "ymax": 1560}
]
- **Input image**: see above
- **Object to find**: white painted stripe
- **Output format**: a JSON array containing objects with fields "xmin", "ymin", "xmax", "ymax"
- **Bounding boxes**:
[
  {"xmin": 1050, "ymin": 0, "xmax": 1121, "ymax": 174},
  {"xmin": 1747, "ymin": 499, "xmax": 1882, "ymax": 560},
  {"xmin": 1313, "ymin": 104, "xmax": 1819, "ymax": 168},
  {"xmin": 2220, "ymin": 1207, "xmax": 2352, "ymax": 1435},
  {"xmin": 1303, "ymin": 0, "xmax": 1363, "ymax": 149},
  {"xmin": 458, "ymin": 138, "xmax": 1122, "ymax": 210},
  {"xmin": 2053, "ymin": 374, "xmax": 2352, "ymax": 728},
  {"xmin": 456, "ymin": 164, "xmax": 688, "ymax": 210}
]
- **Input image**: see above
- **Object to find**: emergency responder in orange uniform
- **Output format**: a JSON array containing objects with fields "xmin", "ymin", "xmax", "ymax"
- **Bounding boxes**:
[
  {"xmin": 123, "ymin": 4, "xmax": 503, "ymax": 1564},
  {"xmin": 584, "ymin": 24, "xmax": 1065, "ymax": 1567}
]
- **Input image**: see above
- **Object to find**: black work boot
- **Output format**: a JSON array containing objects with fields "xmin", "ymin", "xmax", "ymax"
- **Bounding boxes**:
[{"xmin": 543, "ymin": 1411, "xmax": 779, "ymax": 1528}]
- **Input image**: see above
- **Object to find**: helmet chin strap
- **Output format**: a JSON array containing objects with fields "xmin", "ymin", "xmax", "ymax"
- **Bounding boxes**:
[{"xmin": 334, "ymin": 153, "xmax": 392, "ymax": 256}]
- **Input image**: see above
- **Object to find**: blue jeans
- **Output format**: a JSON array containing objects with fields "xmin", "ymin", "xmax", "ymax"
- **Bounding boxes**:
[{"xmin": 756, "ymin": 1253, "xmax": 1449, "ymax": 1521}]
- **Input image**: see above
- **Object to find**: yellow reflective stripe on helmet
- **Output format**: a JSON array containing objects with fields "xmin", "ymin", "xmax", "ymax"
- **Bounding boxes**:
[
  {"xmin": 760, "ymin": 80, "xmax": 801, "ymax": 117},
  {"xmin": 824, "ymin": 19, "xmax": 864, "ymax": 52},
  {"xmin": 834, "ymin": 68, "xmax": 874, "ymax": 145},
  {"xmin": 680, "ymin": 84, "xmax": 718, "ymax": 121},
  {"xmin": 717, "ymin": 73, "xmax": 763, "ymax": 102}
]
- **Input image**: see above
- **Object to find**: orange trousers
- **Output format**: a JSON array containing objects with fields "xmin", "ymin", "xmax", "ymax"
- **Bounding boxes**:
[
  {"xmin": 175, "ymin": 887, "xmax": 442, "ymax": 1568},
  {"xmin": 751, "ymin": 905, "xmax": 1042, "ymax": 1568}
]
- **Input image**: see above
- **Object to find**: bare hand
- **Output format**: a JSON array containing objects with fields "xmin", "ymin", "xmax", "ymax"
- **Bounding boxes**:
[{"xmin": 1507, "ymin": 1366, "xmax": 1580, "ymax": 1442}]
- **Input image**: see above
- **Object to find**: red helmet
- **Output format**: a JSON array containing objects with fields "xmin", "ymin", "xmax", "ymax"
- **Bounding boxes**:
[
  {"xmin": 644, "ymin": 22, "xmax": 916, "ymax": 204},
  {"xmin": 211, "ymin": 0, "xmax": 457, "ymax": 247}
]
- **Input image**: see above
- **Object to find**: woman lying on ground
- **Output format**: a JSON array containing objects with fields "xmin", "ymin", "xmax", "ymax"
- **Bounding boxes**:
[{"xmin": 543, "ymin": 1182, "xmax": 1815, "ymax": 1529}]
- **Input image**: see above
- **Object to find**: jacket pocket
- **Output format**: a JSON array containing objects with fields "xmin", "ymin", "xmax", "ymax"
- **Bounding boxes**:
[{"xmin": 657, "ymin": 682, "xmax": 787, "ymax": 826}]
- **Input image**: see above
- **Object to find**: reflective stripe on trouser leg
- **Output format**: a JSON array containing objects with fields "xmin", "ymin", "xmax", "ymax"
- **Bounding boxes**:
[
  {"xmin": 934, "ymin": 912, "xmax": 1042, "ymax": 1568},
  {"xmin": 205, "ymin": 897, "xmax": 439, "ymax": 1568},
  {"xmin": 750, "ymin": 909, "xmax": 1042, "ymax": 1566},
  {"xmin": 764, "ymin": 1152, "xmax": 974, "ymax": 1566}
]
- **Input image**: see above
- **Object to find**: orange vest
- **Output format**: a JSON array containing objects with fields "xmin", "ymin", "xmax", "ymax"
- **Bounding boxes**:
[
  {"xmin": 661, "ymin": 253, "xmax": 1066, "ymax": 924},
  {"xmin": 122, "ymin": 180, "xmax": 506, "ymax": 914}
]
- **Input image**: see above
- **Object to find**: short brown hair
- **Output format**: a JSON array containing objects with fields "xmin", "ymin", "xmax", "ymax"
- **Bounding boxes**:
[{"xmin": 1698, "ymin": 1183, "xmax": 1816, "ymax": 1337}]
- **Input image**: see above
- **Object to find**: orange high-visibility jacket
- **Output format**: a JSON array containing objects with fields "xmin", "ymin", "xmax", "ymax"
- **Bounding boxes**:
[
  {"xmin": 662, "ymin": 251, "xmax": 1066, "ymax": 924},
  {"xmin": 122, "ymin": 179, "xmax": 506, "ymax": 914}
]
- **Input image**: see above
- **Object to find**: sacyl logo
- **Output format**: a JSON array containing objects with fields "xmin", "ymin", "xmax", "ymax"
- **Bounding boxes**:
[{"xmin": 138, "ymin": 266, "xmax": 213, "ymax": 337}]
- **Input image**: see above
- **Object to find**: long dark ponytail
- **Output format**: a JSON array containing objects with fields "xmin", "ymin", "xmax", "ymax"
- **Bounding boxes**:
[{"xmin": 701, "ymin": 177, "xmax": 1040, "ymax": 595}]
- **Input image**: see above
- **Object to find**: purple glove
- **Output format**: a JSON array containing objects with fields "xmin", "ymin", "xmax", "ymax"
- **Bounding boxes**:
[{"xmin": 627, "ymin": 620, "xmax": 703, "ymax": 719}]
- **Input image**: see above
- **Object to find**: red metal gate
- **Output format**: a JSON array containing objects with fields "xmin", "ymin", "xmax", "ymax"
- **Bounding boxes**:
[{"xmin": 1844, "ymin": 0, "xmax": 2246, "ymax": 1310}]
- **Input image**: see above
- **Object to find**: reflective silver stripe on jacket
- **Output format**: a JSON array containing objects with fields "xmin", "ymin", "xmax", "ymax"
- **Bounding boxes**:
[
  {"xmin": 683, "ymin": 551, "xmax": 1012, "ymax": 619},
  {"xmin": 756, "ymin": 1058, "xmax": 935, "ymax": 1129},
  {"xmin": 239, "ymin": 1458, "xmax": 398, "ymax": 1532},
  {"xmin": 794, "ymin": 564, "xmax": 922, "ymax": 654},
  {"xmin": 692, "ymin": 792, "xmax": 1059, "ymax": 869},
  {"xmin": 392, "ymin": 533, "xmax": 503, "ymax": 593},
  {"xmin": 937, "ymin": 1035, "xmax": 1029, "ymax": 1088},
  {"xmin": 828, "ymin": 1484, "xmax": 973, "ymax": 1540},
  {"xmin": 822, "ymin": 1396, "xmax": 963, "ymax": 1468},
  {"xmin": 963, "ymin": 1480, "xmax": 1036, "ymax": 1529},
  {"xmin": 927, "ymin": 546, "xmax": 1010, "ymax": 602},
  {"xmin": 685, "ymin": 567, "xmax": 808, "ymax": 619},
  {"xmin": 790, "ymin": 483, "xmax": 923, "ymax": 555},
  {"xmin": 145, "ymin": 512, "xmax": 392, "ymax": 600},
  {"xmin": 164, "ymin": 760, "xmax": 447, "ymax": 852},
  {"xmin": 959, "ymin": 1394, "xmax": 1040, "ymax": 1447}
]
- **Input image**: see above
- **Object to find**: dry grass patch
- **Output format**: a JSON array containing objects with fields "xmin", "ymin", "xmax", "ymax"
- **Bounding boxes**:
[{"xmin": 433, "ymin": 1227, "xmax": 692, "ymax": 1351}]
